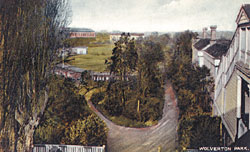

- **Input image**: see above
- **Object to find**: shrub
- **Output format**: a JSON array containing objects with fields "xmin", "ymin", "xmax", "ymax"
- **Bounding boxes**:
[
  {"xmin": 63, "ymin": 114, "xmax": 108, "ymax": 146},
  {"xmin": 91, "ymin": 92, "xmax": 105, "ymax": 106}
]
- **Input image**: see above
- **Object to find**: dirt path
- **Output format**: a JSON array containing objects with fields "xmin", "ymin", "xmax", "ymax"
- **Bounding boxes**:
[{"xmin": 87, "ymin": 83, "xmax": 179, "ymax": 152}]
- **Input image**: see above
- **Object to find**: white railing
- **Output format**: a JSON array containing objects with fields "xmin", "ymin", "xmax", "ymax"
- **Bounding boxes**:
[{"xmin": 33, "ymin": 144, "xmax": 105, "ymax": 152}]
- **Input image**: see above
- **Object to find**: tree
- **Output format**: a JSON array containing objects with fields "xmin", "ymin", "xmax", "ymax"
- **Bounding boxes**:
[
  {"xmin": 172, "ymin": 31, "xmax": 197, "ymax": 59},
  {"xmin": 136, "ymin": 41, "xmax": 165, "ymax": 121},
  {"xmin": 107, "ymin": 33, "xmax": 138, "ymax": 81},
  {"xmin": 106, "ymin": 33, "xmax": 138, "ymax": 108},
  {"xmin": 178, "ymin": 115, "xmax": 221, "ymax": 150},
  {"xmin": 0, "ymin": 0, "xmax": 70, "ymax": 151}
]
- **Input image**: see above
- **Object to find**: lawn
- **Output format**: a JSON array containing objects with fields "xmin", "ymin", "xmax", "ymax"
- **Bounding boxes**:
[{"xmin": 68, "ymin": 44, "xmax": 113, "ymax": 72}]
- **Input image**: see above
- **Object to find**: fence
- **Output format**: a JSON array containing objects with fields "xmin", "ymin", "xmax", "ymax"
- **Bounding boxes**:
[{"xmin": 33, "ymin": 144, "xmax": 105, "ymax": 152}]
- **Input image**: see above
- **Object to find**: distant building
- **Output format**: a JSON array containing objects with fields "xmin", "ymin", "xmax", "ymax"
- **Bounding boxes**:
[
  {"xmin": 68, "ymin": 27, "xmax": 95, "ymax": 38},
  {"xmin": 72, "ymin": 46, "xmax": 88, "ymax": 55},
  {"xmin": 53, "ymin": 64, "xmax": 85, "ymax": 80},
  {"xmin": 110, "ymin": 33, "xmax": 144, "ymax": 42},
  {"xmin": 53, "ymin": 64, "xmax": 114, "ymax": 81}
]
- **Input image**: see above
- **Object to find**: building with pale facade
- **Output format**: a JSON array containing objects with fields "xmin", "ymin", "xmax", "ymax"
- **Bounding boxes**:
[{"xmin": 192, "ymin": 4, "xmax": 250, "ymax": 146}]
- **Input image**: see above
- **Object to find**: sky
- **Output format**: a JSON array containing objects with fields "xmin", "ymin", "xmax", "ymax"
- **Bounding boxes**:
[{"xmin": 69, "ymin": 0, "xmax": 250, "ymax": 32}]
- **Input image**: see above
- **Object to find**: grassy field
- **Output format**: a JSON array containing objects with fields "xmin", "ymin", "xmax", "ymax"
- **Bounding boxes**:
[{"xmin": 68, "ymin": 44, "xmax": 113, "ymax": 72}]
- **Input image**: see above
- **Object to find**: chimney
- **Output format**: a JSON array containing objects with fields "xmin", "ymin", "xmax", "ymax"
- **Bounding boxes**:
[
  {"xmin": 210, "ymin": 25, "xmax": 217, "ymax": 44},
  {"xmin": 202, "ymin": 27, "xmax": 208, "ymax": 39}
]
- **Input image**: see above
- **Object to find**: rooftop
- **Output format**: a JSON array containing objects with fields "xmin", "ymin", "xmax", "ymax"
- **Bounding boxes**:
[
  {"xmin": 69, "ymin": 28, "xmax": 95, "ymax": 33},
  {"xmin": 194, "ymin": 39, "xmax": 210, "ymax": 50},
  {"xmin": 204, "ymin": 40, "xmax": 231, "ymax": 58}
]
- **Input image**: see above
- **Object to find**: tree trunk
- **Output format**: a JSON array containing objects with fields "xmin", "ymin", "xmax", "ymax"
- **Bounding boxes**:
[
  {"xmin": 17, "ymin": 119, "xmax": 38, "ymax": 152},
  {"xmin": 15, "ymin": 90, "xmax": 48, "ymax": 152}
]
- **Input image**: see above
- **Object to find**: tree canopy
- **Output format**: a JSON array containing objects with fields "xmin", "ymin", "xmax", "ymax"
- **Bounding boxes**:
[{"xmin": 34, "ymin": 77, "xmax": 107, "ymax": 146}]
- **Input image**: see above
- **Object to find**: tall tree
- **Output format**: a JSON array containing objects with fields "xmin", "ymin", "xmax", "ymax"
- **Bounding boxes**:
[
  {"xmin": 0, "ymin": 0, "xmax": 70, "ymax": 151},
  {"xmin": 106, "ymin": 33, "xmax": 138, "ymax": 108},
  {"xmin": 107, "ymin": 33, "xmax": 138, "ymax": 81},
  {"xmin": 136, "ymin": 40, "xmax": 165, "ymax": 121}
]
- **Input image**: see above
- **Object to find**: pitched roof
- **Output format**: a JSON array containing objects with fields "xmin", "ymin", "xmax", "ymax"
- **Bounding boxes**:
[
  {"xmin": 69, "ymin": 28, "xmax": 94, "ymax": 32},
  {"xmin": 204, "ymin": 40, "xmax": 230, "ymax": 58},
  {"xmin": 243, "ymin": 4, "xmax": 250, "ymax": 19},
  {"xmin": 193, "ymin": 39, "xmax": 210, "ymax": 50}
]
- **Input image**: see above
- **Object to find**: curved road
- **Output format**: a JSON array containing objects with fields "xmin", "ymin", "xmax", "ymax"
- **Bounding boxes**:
[{"xmin": 88, "ymin": 82, "xmax": 179, "ymax": 152}]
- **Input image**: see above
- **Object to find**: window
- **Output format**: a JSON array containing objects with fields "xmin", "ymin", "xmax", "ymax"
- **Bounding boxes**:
[{"xmin": 241, "ymin": 28, "xmax": 246, "ymax": 50}]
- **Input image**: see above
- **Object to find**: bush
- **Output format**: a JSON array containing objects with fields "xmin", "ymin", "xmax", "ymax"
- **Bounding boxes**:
[
  {"xmin": 91, "ymin": 92, "xmax": 105, "ymax": 106},
  {"xmin": 63, "ymin": 114, "xmax": 108, "ymax": 146}
]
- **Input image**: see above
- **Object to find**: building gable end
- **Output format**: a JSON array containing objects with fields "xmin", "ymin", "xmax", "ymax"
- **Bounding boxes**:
[{"xmin": 236, "ymin": 8, "xmax": 250, "ymax": 25}]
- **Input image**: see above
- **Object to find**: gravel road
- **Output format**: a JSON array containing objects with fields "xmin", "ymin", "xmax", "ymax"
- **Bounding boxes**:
[{"xmin": 88, "ymin": 83, "xmax": 179, "ymax": 152}]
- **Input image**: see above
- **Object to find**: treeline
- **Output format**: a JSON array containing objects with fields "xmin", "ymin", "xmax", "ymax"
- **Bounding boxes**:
[
  {"xmin": 90, "ymin": 33, "xmax": 166, "ymax": 127},
  {"xmin": 165, "ymin": 31, "xmax": 221, "ymax": 150},
  {"xmin": 34, "ymin": 76, "xmax": 107, "ymax": 146}
]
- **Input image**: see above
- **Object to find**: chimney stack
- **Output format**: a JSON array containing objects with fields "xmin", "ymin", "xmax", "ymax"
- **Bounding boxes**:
[
  {"xmin": 210, "ymin": 25, "xmax": 217, "ymax": 44},
  {"xmin": 202, "ymin": 27, "xmax": 208, "ymax": 39}
]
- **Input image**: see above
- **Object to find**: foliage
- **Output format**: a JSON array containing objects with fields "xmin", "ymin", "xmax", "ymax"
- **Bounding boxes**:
[
  {"xmin": 135, "ymin": 40, "xmax": 165, "ymax": 122},
  {"xmin": 165, "ymin": 31, "xmax": 221, "ymax": 150},
  {"xmin": 178, "ymin": 115, "xmax": 221, "ymax": 150},
  {"xmin": 144, "ymin": 33, "xmax": 172, "ymax": 49},
  {"xmin": 90, "ymin": 92, "xmax": 105, "ymax": 105},
  {"xmin": 34, "ymin": 76, "xmax": 89, "ymax": 144},
  {"xmin": 34, "ymin": 77, "xmax": 108, "ymax": 146},
  {"xmin": 34, "ymin": 118, "xmax": 65, "ymax": 144},
  {"xmin": 106, "ymin": 33, "xmax": 138, "ymax": 80},
  {"xmin": 166, "ymin": 31, "xmax": 213, "ymax": 117},
  {"xmin": 63, "ymin": 114, "xmax": 107, "ymax": 146},
  {"xmin": 0, "ymin": 0, "xmax": 70, "ymax": 151}
]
